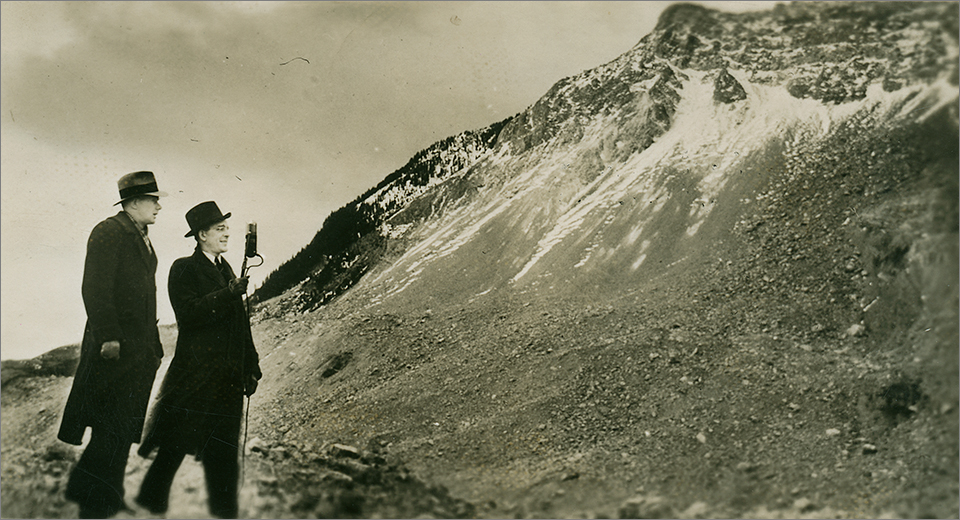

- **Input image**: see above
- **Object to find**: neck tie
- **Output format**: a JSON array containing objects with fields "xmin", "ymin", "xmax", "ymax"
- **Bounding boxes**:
[
  {"xmin": 138, "ymin": 225, "xmax": 153, "ymax": 254},
  {"xmin": 216, "ymin": 258, "xmax": 230, "ymax": 280}
]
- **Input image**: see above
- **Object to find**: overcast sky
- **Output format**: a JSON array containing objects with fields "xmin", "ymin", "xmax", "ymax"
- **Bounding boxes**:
[{"xmin": 1, "ymin": 1, "xmax": 777, "ymax": 360}]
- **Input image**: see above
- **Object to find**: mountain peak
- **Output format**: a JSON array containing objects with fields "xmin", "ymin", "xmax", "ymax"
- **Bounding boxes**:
[{"xmin": 653, "ymin": 2, "xmax": 726, "ymax": 33}]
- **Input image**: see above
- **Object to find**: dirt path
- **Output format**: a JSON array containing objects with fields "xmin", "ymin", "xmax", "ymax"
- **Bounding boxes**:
[
  {"xmin": 1, "ymin": 354, "xmax": 476, "ymax": 519},
  {"xmin": 1, "ymin": 358, "xmax": 223, "ymax": 519}
]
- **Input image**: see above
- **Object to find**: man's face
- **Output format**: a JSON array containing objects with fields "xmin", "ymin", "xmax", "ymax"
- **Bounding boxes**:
[
  {"xmin": 126, "ymin": 196, "xmax": 161, "ymax": 226},
  {"xmin": 199, "ymin": 222, "xmax": 229, "ymax": 255}
]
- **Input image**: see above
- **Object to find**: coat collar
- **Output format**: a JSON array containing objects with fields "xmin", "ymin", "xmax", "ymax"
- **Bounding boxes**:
[
  {"xmin": 113, "ymin": 211, "xmax": 157, "ymax": 271},
  {"xmin": 192, "ymin": 246, "xmax": 229, "ymax": 287}
]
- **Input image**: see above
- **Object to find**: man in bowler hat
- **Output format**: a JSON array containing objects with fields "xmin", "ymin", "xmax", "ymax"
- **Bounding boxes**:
[
  {"xmin": 136, "ymin": 201, "xmax": 262, "ymax": 519},
  {"xmin": 58, "ymin": 171, "xmax": 166, "ymax": 518}
]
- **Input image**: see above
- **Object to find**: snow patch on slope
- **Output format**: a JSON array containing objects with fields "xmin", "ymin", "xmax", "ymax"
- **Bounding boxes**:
[
  {"xmin": 368, "ymin": 69, "xmax": 956, "ymax": 299},
  {"xmin": 511, "ymin": 70, "xmax": 953, "ymax": 282}
]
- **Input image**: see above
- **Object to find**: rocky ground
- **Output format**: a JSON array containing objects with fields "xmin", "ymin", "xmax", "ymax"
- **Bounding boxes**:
[
  {"xmin": 1, "ymin": 352, "xmax": 476, "ymax": 519},
  {"xmin": 4, "ymin": 285, "xmax": 956, "ymax": 519},
  {"xmin": 240, "ymin": 285, "xmax": 957, "ymax": 519},
  {"xmin": 2, "ymin": 203, "xmax": 958, "ymax": 520}
]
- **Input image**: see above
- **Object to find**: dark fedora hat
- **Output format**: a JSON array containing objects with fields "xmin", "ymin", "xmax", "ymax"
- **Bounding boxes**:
[
  {"xmin": 184, "ymin": 201, "xmax": 232, "ymax": 238},
  {"xmin": 114, "ymin": 171, "xmax": 167, "ymax": 205}
]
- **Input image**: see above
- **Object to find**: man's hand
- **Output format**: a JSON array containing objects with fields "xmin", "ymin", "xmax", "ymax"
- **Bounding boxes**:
[
  {"xmin": 100, "ymin": 340, "xmax": 121, "ymax": 360},
  {"xmin": 244, "ymin": 374, "xmax": 259, "ymax": 396},
  {"xmin": 228, "ymin": 276, "xmax": 249, "ymax": 296}
]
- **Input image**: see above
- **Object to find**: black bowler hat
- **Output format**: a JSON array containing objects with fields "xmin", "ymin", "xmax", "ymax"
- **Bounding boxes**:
[
  {"xmin": 114, "ymin": 171, "xmax": 167, "ymax": 205},
  {"xmin": 184, "ymin": 201, "xmax": 232, "ymax": 238}
]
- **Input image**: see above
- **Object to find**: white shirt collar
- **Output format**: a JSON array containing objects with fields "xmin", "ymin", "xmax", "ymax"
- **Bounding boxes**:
[{"xmin": 202, "ymin": 250, "xmax": 221, "ymax": 265}]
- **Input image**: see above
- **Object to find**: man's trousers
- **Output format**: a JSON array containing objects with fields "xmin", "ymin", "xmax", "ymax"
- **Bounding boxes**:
[
  {"xmin": 64, "ymin": 429, "xmax": 132, "ymax": 518},
  {"xmin": 136, "ymin": 436, "xmax": 239, "ymax": 519}
]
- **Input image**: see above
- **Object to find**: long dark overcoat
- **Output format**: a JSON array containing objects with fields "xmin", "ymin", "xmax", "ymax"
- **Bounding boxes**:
[
  {"xmin": 138, "ymin": 247, "xmax": 261, "ymax": 458},
  {"xmin": 58, "ymin": 212, "xmax": 163, "ymax": 445}
]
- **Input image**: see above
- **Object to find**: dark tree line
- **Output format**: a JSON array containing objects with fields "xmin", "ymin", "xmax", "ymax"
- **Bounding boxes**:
[
  {"xmin": 253, "ymin": 116, "xmax": 512, "ymax": 306},
  {"xmin": 253, "ymin": 203, "xmax": 375, "ymax": 303}
]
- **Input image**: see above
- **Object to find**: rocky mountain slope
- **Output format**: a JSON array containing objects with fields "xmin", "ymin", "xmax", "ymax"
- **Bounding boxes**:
[{"xmin": 2, "ymin": 2, "xmax": 957, "ymax": 518}]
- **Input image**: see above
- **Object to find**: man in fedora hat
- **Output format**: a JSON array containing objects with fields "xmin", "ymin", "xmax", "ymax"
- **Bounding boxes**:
[
  {"xmin": 136, "ymin": 201, "xmax": 262, "ymax": 519},
  {"xmin": 58, "ymin": 170, "xmax": 167, "ymax": 518}
]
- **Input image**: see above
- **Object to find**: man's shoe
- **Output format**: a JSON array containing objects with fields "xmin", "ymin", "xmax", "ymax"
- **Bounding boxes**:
[
  {"xmin": 78, "ymin": 506, "xmax": 110, "ymax": 519},
  {"xmin": 134, "ymin": 495, "xmax": 167, "ymax": 515},
  {"xmin": 78, "ymin": 503, "xmax": 128, "ymax": 519},
  {"xmin": 119, "ymin": 503, "xmax": 137, "ymax": 515}
]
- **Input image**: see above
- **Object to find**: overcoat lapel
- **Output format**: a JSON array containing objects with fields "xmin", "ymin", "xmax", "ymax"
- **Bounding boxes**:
[
  {"xmin": 115, "ymin": 211, "xmax": 158, "ymax": 272},
  {"xmin": 193, "ymin": 248, "xmax": 229, "ymax": 288}
]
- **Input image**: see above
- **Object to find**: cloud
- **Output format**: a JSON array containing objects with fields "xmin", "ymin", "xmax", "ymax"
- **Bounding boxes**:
[
  {"xmin": 2, "ymin": 2, "xmax": 678, "ymax": 191},
  {"xmin": 0, "ymin": 2, "xmax": 80, "ymax": 60}
]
